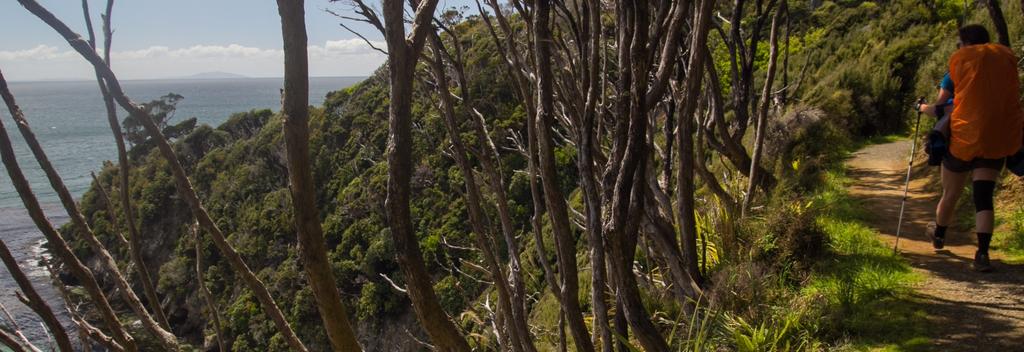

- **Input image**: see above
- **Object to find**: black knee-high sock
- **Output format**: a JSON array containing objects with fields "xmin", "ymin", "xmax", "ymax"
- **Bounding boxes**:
[
  {"xmin": 977, "ymin": 233, "xmax": 992, "ymax": 253},
  {"xmin": 935, "ymin": 225, "xmax": 948, "ymax": 239}
]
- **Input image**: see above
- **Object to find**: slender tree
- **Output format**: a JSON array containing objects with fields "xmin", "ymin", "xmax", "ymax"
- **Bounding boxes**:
[
  {"xmin": 577, "ymin": 0, "xmax": 613, "ymax": 349},
  {"xmin": 17, "ymin": 2, "xmax": 311, "ymax": 350},
  {"xmin": 677, "ymin": 0, "xmax": 718, "ymax": 290},
  {"xmin": 425, "ymin": 33, "xmax": 520, "ymax": 351},
  {"xmin": 2, "ymin": 56, "xmax": 179, "ymax": 352},
  {"xmin": 742, "ymin": 0, "xmax": 784, "ymax": 217},
  {"xmin": 349, "ymin": 0, "xmax": 473, "ymax": 350},
  {"xmin": 532, "ymin": 1, "xmax": 596, "ymax": 351},
  {"xmin": 704, "ymin": 0, "xmax": 777, "ymax": 191},
  {"xmin": 0, "ymin": 239, "xmax": 73, "ymax": 352},
  {"xmin": 983, "ymin": 0, "xmax": 1011, "ymax": 47},
  {"xmin": 276, "ymin": 1, "xmax": 363, "ymax": 351},
  {"xmin": 440, "ymin": 28, "xmax": 538, "ymax": 352},
  {"xmin": 0, "ymin": 68, "xmax": 136, "ymax": 352},
  {"xmin": 81, "ymin": 0, "xmax": 173, "ymax": 333}
]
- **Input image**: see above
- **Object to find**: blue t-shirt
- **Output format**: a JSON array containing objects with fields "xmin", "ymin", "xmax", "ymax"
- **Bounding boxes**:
[
  {"xmin": 937, "ymin": 72, "xmax": 954, "ymax": 111},
  {"xmin": 940, "ymin": 72, "xmax": 954, "ymax": 92}
]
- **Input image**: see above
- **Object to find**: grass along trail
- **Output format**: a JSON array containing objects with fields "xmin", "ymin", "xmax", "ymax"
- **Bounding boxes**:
[{"xmin": 846, "ymin": 139, "xmax": 1024, "ymax": 351}]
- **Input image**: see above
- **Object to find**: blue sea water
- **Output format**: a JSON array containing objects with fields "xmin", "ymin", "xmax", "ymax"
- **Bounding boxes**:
[{"xmin": 0, "ymin": 76, "xmax": 363, "ymax": 349}]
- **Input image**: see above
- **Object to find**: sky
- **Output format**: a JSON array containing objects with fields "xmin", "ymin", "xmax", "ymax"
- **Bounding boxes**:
[{"xmin": 0, "ymin": 0, "xmax": 476, "ymax": 81}]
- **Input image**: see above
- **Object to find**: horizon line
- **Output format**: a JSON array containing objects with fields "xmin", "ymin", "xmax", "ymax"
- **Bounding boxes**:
[{"xmin": 8, "ymin": 75, "xmax": 370, "ymax": 84}]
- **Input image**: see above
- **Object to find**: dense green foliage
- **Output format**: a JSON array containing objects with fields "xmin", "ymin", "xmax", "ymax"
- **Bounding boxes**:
[{"xmin": 62, "ymin": 0, "xmax": 1024, "ymax": 350}]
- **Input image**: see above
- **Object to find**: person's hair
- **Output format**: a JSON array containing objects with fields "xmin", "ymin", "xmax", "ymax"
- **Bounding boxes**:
[{"xmin": 958, "ymin": 25, "xmax": 991, "ymax": 46}]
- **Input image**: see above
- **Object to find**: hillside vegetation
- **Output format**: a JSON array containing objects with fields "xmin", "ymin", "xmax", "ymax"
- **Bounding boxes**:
[{"xmin": 50, "ymin": 0, "xmax": 1024, "ymax": 351}]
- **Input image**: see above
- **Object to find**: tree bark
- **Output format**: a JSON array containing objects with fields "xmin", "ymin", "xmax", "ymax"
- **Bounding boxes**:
[
  {"xmin": 742, "ymin": 0, "xmax": 784, "ymax": 217},
  {"xmin": 578, "ymin": 0, "xmax": 612, "ymax": 350},
  {"xmin": 603, "ymin": 2, "xmax": 670, "ymax": 351},
  {"xmin": 425, "ymin": 31, "xmax": 525, "ymax": 352},
  {"xmin": 532, "ymin": 2, "xmax": 595, "ymax": 351},
  {"xmin": 676, "ymin": 0, "xmax": 717, "ymax": 289},
  {"xmin": 984, "ymin": 0, "xmax": 1011, "ymax": 47},
  {"xmin": 4, "ymin": 67, "xmax": 176, "ymax": 351},
  {"xmin": 0, "ymin": 69, "xmax": 136, "ymax": 352},
  {"xmin": 0, "ymin": 239, "xmax": 73, "ymax": 352},
  {"xmin": 378, "ymin": 1, "xmax": 471, "ymax": 350},
  {"xmin": 16, "ymin": 2, "xmax": 311, "ymax": 350},
  {"xmin": 276, "ymin": 2, "xmax": 363, "ymax": 351},
  {"xmin": 81, "ymin": 0, "xmax": 171, "ymax": 333}
]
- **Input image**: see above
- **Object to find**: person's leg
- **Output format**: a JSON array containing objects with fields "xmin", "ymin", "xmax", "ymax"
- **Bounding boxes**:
[
  {"xmin": 972, "ymin": 167, "xmax": 999, "ymax": 244},
  {"xmin": 931, "ymin": 153, "xmax": 969, "ymax": 249},
  {"xmin": 936, "ymin": 164, "xmax": 969, "ymax": 228},
  {"xmin": 971, "ymin": 165, "xmax": 1000, "ymax": 272}
]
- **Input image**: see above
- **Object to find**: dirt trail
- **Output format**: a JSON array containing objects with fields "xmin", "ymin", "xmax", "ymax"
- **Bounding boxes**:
[{"xmin": 846, "ymin": 140, "xmax": 1024, "ymax": 351}]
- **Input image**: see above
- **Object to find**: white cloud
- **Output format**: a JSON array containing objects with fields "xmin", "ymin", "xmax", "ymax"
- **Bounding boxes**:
[
  {"xmin": 113, "ymin": 44, "xmax": 281, "ymax": 60},
  {"xmin": 0, "ymin": 45, "xmax": 77, "ymax": 61},
  {"xmin": 0, "ymin": 40, "xmax": 386, "ymax": 80},
  {"xmin": 312, "ymin": 38, "xmax": 386, "ymax": 57}
]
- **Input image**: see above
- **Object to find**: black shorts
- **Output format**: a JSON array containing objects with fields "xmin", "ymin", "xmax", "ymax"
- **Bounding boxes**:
[{"xmin": 942, "ymin": 153, "xmax": 1005, "ymax": 173}]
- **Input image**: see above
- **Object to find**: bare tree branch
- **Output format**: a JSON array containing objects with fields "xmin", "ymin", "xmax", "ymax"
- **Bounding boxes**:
[
  {"xmin": 0, "ymin": 239, "xmax": 72, "ymax": 352},
  {"xmin": 15, "ymin": 2, "xmax": 311, "ymax": 350}
]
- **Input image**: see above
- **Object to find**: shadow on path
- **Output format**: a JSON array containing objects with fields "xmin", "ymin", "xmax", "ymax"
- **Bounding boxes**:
[{"xmin": 846, "ymin": 140, "xmax": 1024, "ymax": 352}]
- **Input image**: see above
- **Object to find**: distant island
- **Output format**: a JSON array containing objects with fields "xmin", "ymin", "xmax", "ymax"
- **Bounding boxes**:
[{"xmin": 180, "ymin": 71, "xmax": 250, "ymax": 80}]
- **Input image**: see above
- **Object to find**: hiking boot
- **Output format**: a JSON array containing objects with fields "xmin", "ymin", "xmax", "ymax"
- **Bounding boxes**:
[
  {"xmin": 973, "ymin": 251, "xmax": 994, "ymax": 272},
  {"xmin": 927, "ymin": 222, "xmax": 944, "ymax": 250}
]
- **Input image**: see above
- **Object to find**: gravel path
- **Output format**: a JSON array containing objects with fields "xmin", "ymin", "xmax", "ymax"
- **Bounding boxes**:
[{"xmin": 846, "ymin": 140, "xmax": 1024, "ymax": 351}]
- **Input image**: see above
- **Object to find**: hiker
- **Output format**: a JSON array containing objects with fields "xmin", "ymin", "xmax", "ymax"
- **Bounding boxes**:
[
  {"xmin": 916, "ymin": 72, "xmax": 954, "ymax": 166},
  {"xmin": 917, "ymin": 25, "xmax": 1024, "ymax": 272}
]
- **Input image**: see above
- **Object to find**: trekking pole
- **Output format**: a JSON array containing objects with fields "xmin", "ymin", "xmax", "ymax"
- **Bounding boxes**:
[{"xmin": 894, "ymin": 97, "xmax": 927, "ymax": 253}]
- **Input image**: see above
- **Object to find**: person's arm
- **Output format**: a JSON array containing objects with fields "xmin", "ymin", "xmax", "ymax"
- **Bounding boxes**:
[
  {"xmin": 917, "ymin": 88, "xmax": 953, "ymax": 117},
  {"xmin": 917, "ymin": 72, "xmax": 954, "ymax": 117}
]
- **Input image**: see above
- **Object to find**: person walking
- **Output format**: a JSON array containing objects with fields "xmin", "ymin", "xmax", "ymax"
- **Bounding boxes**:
[{"xmin": 915, "ymin": 24, "xmax": 1024, "ymax": 272}]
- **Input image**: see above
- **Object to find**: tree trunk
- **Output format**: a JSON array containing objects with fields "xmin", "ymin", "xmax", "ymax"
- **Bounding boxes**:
[
  {"xmin": 984, "ymin": 0, "xmax": 1011, "ymax": 47},
  {"xmin": 780, "ymin": 4, "xmax": 791, "ymax": 108},
  {"xmin": 579, "ymin": 0, "xmax": 612, "ymax": 350},
  {"xmin": 0, "ymin": 239, "xmax": 73, "ymax": 352},
  {"xmin": 276, "ymin": 2, "xmax": 363, "ymax": 351},
  {"xmin": 426, "ymin": 31, "xmax": 525, "ymax": 352},
  {"xmin": 475, "ymin": 8, "xmax": 567, "ymax": 339},
  {"xmin": 676, "ymin": 0, "xmax": 717, "ymax": 289},
  {"xmin": 603, "ymin": 2, "xmax": 670, "ymax": 351},
  {"xmin": 378, "ymin": 1, "xmax": 471, "ymax": 350},
  {"xmin": 0, "ymin": 70, "xmax": 136, "ymax": 352},
  {"xmin": 432, "ymin": 23, "xmax": 536, "ymax": 351},
  {"xmin": 3, "ymin": 68, "xmax": 177, "ymax": 351},
  {"xmin": 533, "ymin": 2, "xmax": 595, "ymax": 351},
  {"xmin": 81, "ymin": 0, "xmax": 171, "ymax": 333},
  {"xmin": 742, "ymin": 0, "xmax": 784, "ymax": 217}
]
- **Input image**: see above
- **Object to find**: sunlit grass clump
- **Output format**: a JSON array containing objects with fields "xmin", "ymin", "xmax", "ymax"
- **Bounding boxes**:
[{"xmin": 802, "ymin": 169, "xmax": 930, "ymax": 351}]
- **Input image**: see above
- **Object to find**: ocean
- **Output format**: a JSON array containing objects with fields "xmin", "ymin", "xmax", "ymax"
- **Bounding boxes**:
[{"xmin": 0, "ymin": 76, "xmax": 363, "ymax": 348}]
